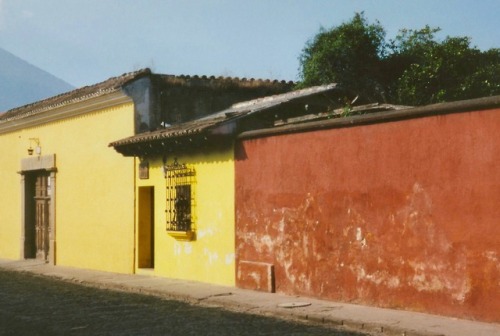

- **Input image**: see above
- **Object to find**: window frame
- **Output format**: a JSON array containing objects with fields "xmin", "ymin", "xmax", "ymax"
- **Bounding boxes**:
[{"xmin": 165, "ymin": 159, "xmax": 196, "ymax": 240}]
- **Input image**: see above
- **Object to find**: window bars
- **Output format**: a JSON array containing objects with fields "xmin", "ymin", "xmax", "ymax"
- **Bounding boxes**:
[{"xmin": 165, "ymin": 159, "xmax": 196, "ymax": 232}]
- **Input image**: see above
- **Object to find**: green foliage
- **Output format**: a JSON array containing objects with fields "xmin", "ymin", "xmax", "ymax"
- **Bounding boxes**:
[
  {"xmin": 298, "ymin": 13, "xmax": 387, "ymax": 101},
  {"xmin": 392, "ymin": 29, "xmax": 500, "ymax": 105},
  {"xmin": 298, "ymin": 14, "xmax": 500, "ymax": 106}
]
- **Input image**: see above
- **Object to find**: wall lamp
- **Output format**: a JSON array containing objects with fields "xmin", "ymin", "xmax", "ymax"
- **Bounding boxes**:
[{"xmin": 28, "ymin": 138, "xmax": 41, "ymax": 156}]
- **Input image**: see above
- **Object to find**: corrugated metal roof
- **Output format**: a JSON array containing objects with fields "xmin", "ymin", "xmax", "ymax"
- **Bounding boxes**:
[
  {"xmin": 109, "ymin": 83, "xmax": 339, "ymax": 148},
  {"xmin": 239, "ymin": 95, "xmax": 500, "ymax": 140},
  {"xmin": 220, "ymin": 83, "xmax": 338, "ymax": 113}
]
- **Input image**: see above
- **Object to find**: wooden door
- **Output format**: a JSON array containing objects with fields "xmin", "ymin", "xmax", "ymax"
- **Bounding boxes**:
[
  {"xmin": 34, "ymin": 173, "xmax": 50, "ymax": 260},
  {"xmin": 138, "ymin": 186, "xmax": 154, "ymax": 268}
]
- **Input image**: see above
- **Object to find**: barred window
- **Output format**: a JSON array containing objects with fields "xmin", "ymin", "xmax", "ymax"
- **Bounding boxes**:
[{"xmin": 165, "ymin": 159, "xmax": 196, "ymax": 233}]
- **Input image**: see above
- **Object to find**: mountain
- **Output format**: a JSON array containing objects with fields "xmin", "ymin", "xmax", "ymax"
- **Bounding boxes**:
[{"xmin": 0, "ymin": 48, "xmax": 75, "ymax": 112}]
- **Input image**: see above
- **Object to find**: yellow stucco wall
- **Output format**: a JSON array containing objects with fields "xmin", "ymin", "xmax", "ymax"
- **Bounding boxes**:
[
  {"xmin": 0, "ymin": 131, "xmax": 23, "ymax": 259},
  {"xmin": 0, "ymin": 102, "xmax": 136, "ymax": 273},
  {"xmin": 137, "ymin": 147, "xmax": 235, "ymax": 286}
]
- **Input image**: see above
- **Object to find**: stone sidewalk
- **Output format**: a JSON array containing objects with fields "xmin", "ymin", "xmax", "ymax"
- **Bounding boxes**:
[{"xmin": 0, "ymin": 259, "xmax": 498, "ymax": 336}]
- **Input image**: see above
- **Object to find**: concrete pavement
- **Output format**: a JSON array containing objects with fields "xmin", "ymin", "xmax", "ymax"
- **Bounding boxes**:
[{"xmin": 1, "ymin": 259, "xmax": 498, "ymax": 336}]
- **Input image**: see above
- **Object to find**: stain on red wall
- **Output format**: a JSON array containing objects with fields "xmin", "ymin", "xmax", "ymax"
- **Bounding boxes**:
[{"xmin": 235, "ymin": 108, "xmax": 500, "ymax": 322}]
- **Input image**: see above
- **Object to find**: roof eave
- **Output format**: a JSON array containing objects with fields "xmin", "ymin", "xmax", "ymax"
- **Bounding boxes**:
[
  {"xmin": 112, "ymin": 131, "xmax": 235, "ymax": 157},
  {"xmin": 0, "ymin": 91, "xmax": 132, "ymax": 134},
  {"xmin": 109, "ymin": 83, "xmax": 345, "ymax": 156}
]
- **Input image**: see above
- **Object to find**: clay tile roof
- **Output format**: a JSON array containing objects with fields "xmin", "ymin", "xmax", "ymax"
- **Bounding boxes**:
[
  {"xmin": 109, "ymin": 83, "xmax": 339, "ymax": 149},
  {"xmin": 0, "ymin": 69, "xmax": 295, "ymax": 125},
  {"xmin": 156, "ymin": 73, "xmax": 294, "ymax": 89},
  {"xmin": 0, "ymin": 68, "xmax": 152, "ymax": 123}
]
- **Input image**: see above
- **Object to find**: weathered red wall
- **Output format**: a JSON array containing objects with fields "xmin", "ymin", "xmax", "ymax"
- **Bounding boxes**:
[{"xmin": 235, "ymin": 108, "xmax": 500, "ymax": 322}]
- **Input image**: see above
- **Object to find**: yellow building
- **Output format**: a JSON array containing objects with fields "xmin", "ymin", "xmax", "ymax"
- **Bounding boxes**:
[
  {"xmin": 111, "ymin": 117, "xmax": 240, "ymax": 285},
  {"xmin": 132, "ymin": 149, "xmax": 236, "ymax": 285},
  {"xmin": 0, "ymin": 70, "xmax": 143, "ymax": 272},
  {"xmin": 110, "ymin": 84, "xmax": 339, "ymax": 285},
  {"xmin": 0, "ymin": 68, "xmax": 292, "ymax": 282}
]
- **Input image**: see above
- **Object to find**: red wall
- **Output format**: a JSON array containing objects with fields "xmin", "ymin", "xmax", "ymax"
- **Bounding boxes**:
[{"xmin": 235, "ymin": 108, "xmax": 500, "ymax": 322}]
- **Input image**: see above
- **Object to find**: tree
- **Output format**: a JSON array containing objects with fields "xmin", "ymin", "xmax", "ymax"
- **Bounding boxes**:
[
  {"xmin": 391, "ymin": 28, "xmax": 500, "ymax": 105},
  {"xmin": 297, "ymin": 13, "xmax": 387, "ymax": 102},
  {"xmin": 298, "ymin": 14, "xmax": 500, "ymax": 105}
]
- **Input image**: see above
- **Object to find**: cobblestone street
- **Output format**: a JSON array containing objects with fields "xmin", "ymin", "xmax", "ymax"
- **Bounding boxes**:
[{"xmin": 0, "ymin": 269, "xmax": 364, "ymax": 335}]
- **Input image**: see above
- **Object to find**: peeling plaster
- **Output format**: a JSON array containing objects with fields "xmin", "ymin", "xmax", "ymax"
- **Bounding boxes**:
[
  {"xmin": 183, "ymin": 243, "xmax": 192, "ymax": 255},
  {"xmin": 261, "ymin": 235, "xmax": 275, "ymax": 253},
  {"xmin": 173, "ymin": 242, "xmax": 182, "ymax": 256},
  {"xmin": 204, "ymin": 249, "xmax": 219, "ymax": 265},
  {"xmin": 484, "ymin": 250, "xmax": 498, "ymax": 264},
  {"xmin": 342, "ymin": 183, "xmax": 471, "ymax": 302},
  {"xmin": 249, "ymin": 271, "xmax": 261, "ymax": 284},
  {"xmin": 236, "ymin": 109, "xmax": 500, "ymax": 321},
  {"xmin": 173, "ymin": 241, "xmax": 192, "ymax": 256},
  {"xmin": 239, "ymin": 183, "xmax": 473, "ymax": 305},
  {"xmin": 387, "ymin": 276, "xmax": 400, "ymax": 288},
  {"xmin": 197, "ymin": 228, "xmax": 214, "ymax": 239},
  {"xmin": 225, "ymin": 253, "xmax": 235, "ymax": 265}
]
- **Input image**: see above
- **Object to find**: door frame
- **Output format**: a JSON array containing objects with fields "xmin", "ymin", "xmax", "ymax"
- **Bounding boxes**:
[
  {"xmin": 18, "ymin": 154, "xmax": 57, "ymax": 264},
  {"xmin": 137, "ymin": 186, "xmax": 155, "ymax": 269}
]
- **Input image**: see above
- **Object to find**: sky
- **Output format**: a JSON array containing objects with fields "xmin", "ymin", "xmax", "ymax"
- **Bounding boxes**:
[{"xmin": 0, "ymin": 0, "xmax": 499, "ymax": 88}]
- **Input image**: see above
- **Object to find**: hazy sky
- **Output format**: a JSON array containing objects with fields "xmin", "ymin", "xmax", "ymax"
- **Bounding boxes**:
[{"xmin": 0, "ymin": 0, "xmax": 498, "ymax": 87}]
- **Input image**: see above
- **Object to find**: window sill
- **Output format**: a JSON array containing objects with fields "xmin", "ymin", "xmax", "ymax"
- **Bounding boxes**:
[{"xmin": 167, "ymin": 230, "xmax": 195, "ymax": 241}]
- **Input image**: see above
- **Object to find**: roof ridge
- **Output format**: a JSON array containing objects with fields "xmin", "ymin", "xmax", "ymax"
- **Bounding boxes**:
[
  {"xmin": 0, "ymin": 68, "xmax": 151, "ymax": 122},
  {"xmin": 159, "ymin": 73, "xmax": 294, "ymax": 84},
  {"xmin": 156, "ymin": 74, "xmax": 295, "ymax": 88}
]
